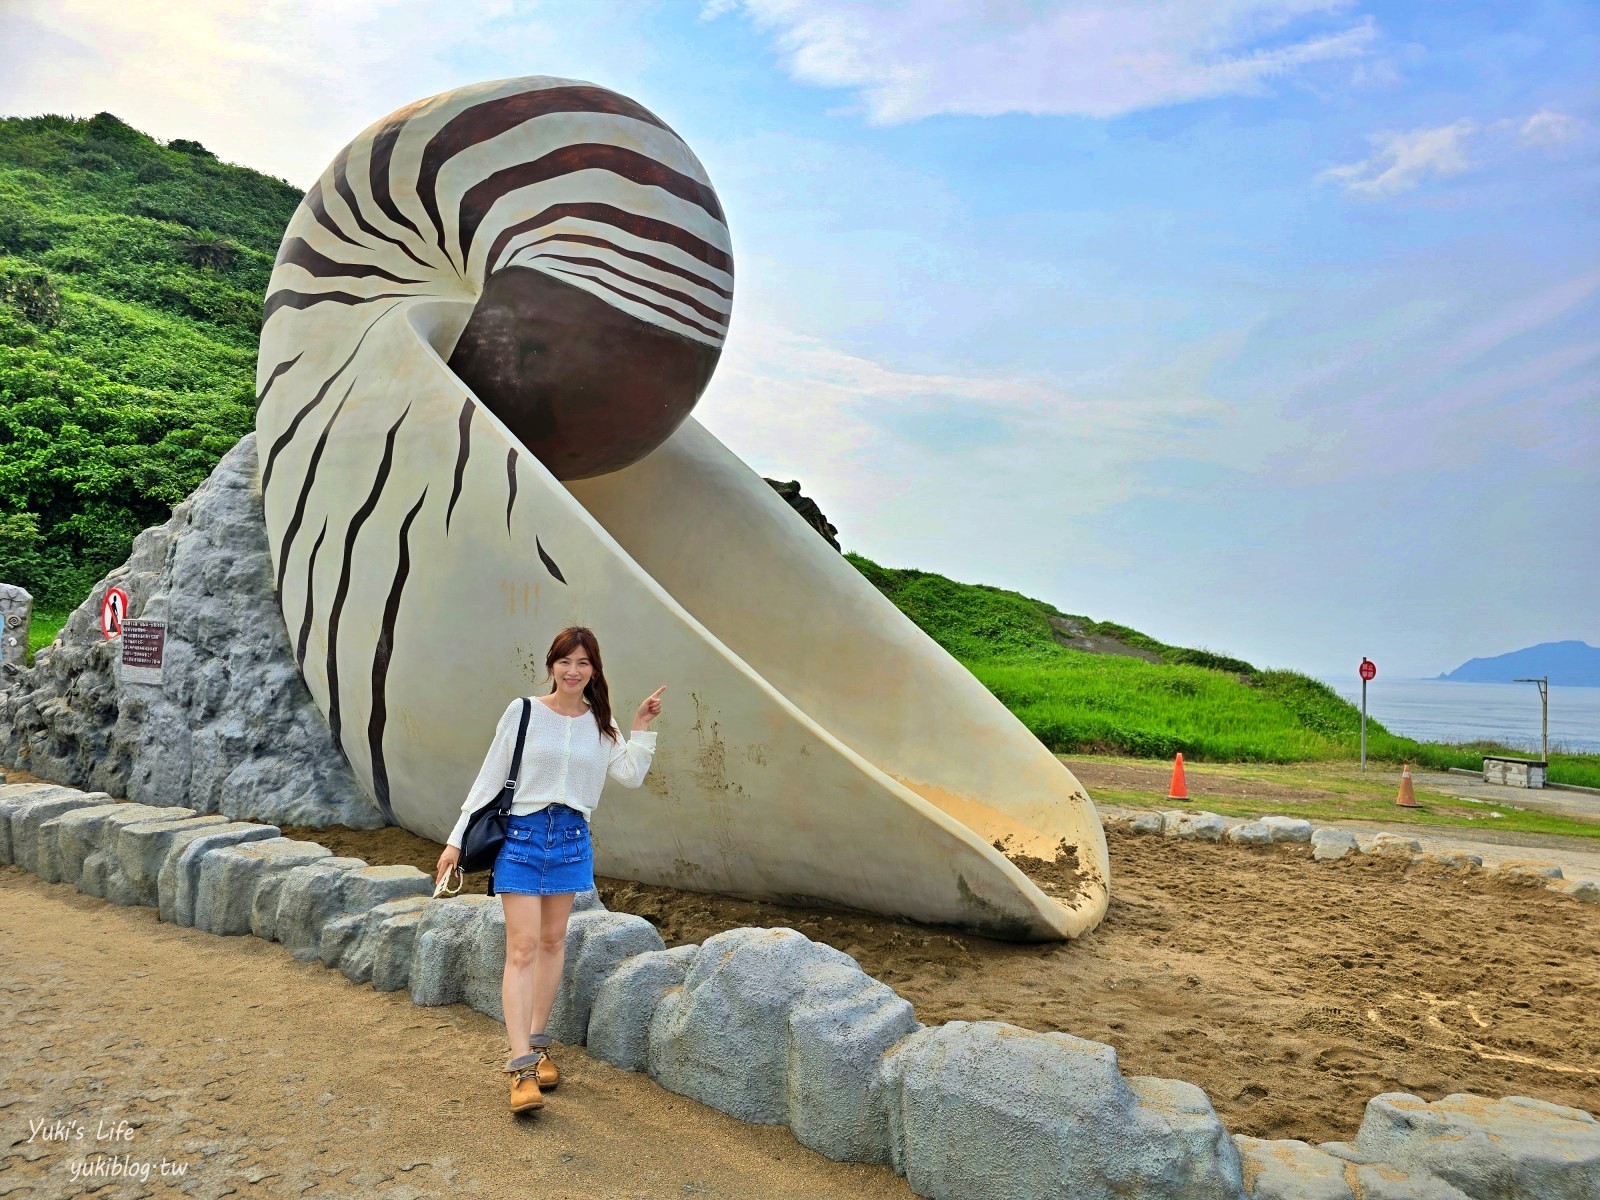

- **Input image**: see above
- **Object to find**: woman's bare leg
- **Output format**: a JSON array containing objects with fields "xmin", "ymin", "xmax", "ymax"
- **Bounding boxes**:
[
  {"xmin": 528, "ymin": 892, "xmax": 576, "ymax": 1038},
  {"xmin": 501, "ymin": 893, "xmax": 542, "ymax": 1060}
]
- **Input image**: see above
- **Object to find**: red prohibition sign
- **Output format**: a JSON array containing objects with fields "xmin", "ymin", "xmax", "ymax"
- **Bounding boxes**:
[
  {"xmin": 1359, "ymin": 658, "xmax": 1377, "ymax": 682},
  {"xmin": 100, "ymin": 587, "xmax": 129, "ymax": 640}
]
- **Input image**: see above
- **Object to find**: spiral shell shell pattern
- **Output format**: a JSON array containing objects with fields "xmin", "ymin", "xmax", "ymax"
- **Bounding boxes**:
[{"xmin": 256, "ymin": 77, "xmax": 1108, "ymax": 940}]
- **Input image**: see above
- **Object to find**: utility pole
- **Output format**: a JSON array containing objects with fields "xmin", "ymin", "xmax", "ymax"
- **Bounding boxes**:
[{"xmin": 1514, "ymin": 676, "xmax": 1549, "ymax": 762}]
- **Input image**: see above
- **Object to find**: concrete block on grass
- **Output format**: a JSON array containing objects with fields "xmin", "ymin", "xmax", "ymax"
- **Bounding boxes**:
[
  {"xmin": 1225, "ymin": 821, "xmax": 1273, "ymax": 847},
  {"xmin": 869, "ymin": 1021, "xmax": 1244, "ymax": 1200},
  {"xmin": 192, "ymin": 837, "xmax": 332, "ymax": 935},
  {"xmin": 1258, "ymin": 816, "xmax": 1313, "ymax": 844},
  {"xmin": 158, "ymin": 822, "xmax": 280, "ymax": 924}
]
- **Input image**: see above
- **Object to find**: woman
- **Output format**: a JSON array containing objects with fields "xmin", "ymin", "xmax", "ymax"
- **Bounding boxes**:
[{"xmin": 434, "ymin": 626, "xmax": 665, "ymax": 1114}]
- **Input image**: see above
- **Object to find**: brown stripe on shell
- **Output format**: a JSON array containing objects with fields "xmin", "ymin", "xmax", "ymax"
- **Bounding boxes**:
[
  {"xmin": 484, "ymin": 201, "xmax": 732, "ymax": 281},
  {"xmin": 458, "ymin": 144, "xmax": 726, "ymax": 267},
  {"xmin": 528, "ymin": 252, "xmax": 729, "ymax": 327},
  {"xmin": 515, "ymin": 232, "xmax": 733, "ymax": 299},
  {"xmin": 416, "ymin": 85, "xmax": 674, "ymax": 258},
  {"xmin": 275, "ymin": 237, "xmax": 425, "ymax": 286}
]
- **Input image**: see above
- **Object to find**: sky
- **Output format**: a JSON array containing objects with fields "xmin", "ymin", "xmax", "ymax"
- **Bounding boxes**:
[{"xmin": 2, "ymin": 0, "xmax": 1596, "ymax": 679}]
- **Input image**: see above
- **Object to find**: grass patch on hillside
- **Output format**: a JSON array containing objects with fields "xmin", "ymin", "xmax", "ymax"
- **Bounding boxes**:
[
  {"xmin": 25, "ymin": 607, "xmax": 68, "ymax": 666},
  {"xmin": 0, "ymin": 112, "xmax": 297, "ymax": 610}
]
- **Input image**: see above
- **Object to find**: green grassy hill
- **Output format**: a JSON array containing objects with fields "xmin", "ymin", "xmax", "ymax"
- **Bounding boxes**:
[
  {"xmin": 4, "ymin": 112, "xmax": 1594, "ymax": 790},
  {"xmin": 849, "ymin": 554, "xmax": 1600, "ymax": 788},
  {"xmin": 0, "ymin": 112, "xmax": 300, "ymax": 625}
]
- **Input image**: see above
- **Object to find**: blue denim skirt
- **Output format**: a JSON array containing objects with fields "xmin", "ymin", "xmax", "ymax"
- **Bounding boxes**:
[{"xmin": 492, "ymin": 804, "xmax": 594, "ymax": 896}]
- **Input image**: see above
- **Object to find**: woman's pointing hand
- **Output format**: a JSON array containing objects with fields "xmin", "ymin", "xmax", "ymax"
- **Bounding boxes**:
[{"xmin": 634, "ymin": 685, "xmax": 666, "ymax": 730}]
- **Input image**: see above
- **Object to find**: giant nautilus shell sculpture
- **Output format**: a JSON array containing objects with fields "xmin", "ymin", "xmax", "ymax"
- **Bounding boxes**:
[{"xmin": 255, "ymin": 77, "xmax": 1109, "ymax": 940}]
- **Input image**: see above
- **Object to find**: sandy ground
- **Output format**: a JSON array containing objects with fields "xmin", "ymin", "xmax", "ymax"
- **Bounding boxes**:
[
  {"xmin": 283, "ymin": 822, "xmax": 1600, "ymax": 1147},
  {"xmin": 0, "ymin": 868, "xmax": 912, "ymax": 1200}
]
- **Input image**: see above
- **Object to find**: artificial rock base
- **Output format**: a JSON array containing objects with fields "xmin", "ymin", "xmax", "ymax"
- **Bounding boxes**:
[
  {"xmin": 0, "ymin": 435, "xmax": 379, "ymax": 828},
  {"xmin": 4, "ymin": 780, "xmax": 1597, "ymax": 1200}
]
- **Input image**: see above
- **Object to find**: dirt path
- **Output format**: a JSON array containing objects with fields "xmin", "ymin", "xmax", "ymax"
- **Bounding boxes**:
[{"xmin": 0, "ymin": 868, "xmax": 912, "ymax": 1200}]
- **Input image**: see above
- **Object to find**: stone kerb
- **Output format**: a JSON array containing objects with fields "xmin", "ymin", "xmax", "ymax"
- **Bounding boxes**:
[
  {"xmin": 192, "ymin": 837, "xmax": 335, "ymax": 935},
  {"xmin": 587, "ymin": 945, "xmax": 699, "ymax": 1072},
  {"xmin": 7, "ymin": 779, "xmax": 1599, "ymax": 1200},
  {"xmin": 110, "ymin": 813, "xmax": 232, "ymax": 907},
  {"xmin": 1352, "ymin": 1093, "xmax": 1600, "ymax": 1200},
  {"xmin": 36, "ymin": 802, "xmax": 175, "ymax": 885},
  {"xmin": 336, "ymin": 896, "xmax": 432, "ymax": 991},
  {"xmin": 871, "ymin": 1021, "xmax": 1243, "ymax": 1200},
  {"xmin": 159, "ymin": 822, "xmax": 282, "ymax": 925},
  {"xmin": 1104, "ymin": 808, "xmax": 1600, "ymax": 905},
  {"xmin": 1, "ymin": 786, "xmax": 112, "ymax": 872}
]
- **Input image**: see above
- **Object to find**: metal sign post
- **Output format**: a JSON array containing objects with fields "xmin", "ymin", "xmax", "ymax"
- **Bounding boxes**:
[
  {"xmin": 1514, "ymin": 675, "xmax": 1549, "ymax": 763},
  {"xmin": 1359, "ymin": 658, "xmax": 1377, "ymax": 771}
]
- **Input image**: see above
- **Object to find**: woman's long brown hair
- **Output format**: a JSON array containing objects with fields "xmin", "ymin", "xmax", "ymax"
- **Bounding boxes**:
[{"xmin": 544, "ymin": 626, "xmax": 618, "ymax": 743}]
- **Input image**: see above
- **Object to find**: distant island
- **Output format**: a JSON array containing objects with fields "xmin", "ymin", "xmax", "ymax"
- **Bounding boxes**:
[{"xmin": 1438, "ymin": 641, "xmax": 1600, "ymax": 687}]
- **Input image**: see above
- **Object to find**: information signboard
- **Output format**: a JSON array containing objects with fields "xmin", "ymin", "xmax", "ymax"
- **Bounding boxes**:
[{"xmin": 120, "ymin": 619, "xmax": 166, "ymax": 686}]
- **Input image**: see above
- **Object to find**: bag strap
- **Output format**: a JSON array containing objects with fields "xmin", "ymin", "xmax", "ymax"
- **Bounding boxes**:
[{"xmin": 498, "ymin": 698, "xmax": 533, "ymax": 813}]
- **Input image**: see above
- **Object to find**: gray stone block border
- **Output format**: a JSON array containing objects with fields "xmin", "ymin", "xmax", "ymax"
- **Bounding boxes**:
[
  {"xmin": 4, "ymin": 781, "xmax": 1596, "ymax": 1200},
  {"xmin": 1103, "ymin": 806, "xmax": 1600, "ymax": 906}
]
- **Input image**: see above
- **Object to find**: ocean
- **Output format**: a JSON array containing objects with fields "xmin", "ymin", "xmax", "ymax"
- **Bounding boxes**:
[{"xmin": 1323, "ymin": 677, "xmax": 1600, "ymax": 756}]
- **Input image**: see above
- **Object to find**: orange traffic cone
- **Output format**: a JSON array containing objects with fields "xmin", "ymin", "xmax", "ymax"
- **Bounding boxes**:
[
  {"xmin": 1167, "ymin": 753, "xmax": 1190, "ymax": 802},
  {"xmin": 1395, "ymin": 764, "xmax": 1420, "ymax": 808}
]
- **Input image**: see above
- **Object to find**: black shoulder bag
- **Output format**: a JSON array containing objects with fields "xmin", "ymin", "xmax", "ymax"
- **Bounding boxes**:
[{"xmin": 458, "ymin": 697, "xmax": 532, "ymax": 896}]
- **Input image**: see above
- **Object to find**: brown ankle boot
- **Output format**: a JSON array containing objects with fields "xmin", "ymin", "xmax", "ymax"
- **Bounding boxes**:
[
  {"xmin": 535, "ymin": 1048, "xmax": 558, "ymax": 1091},
  {"xmin": 507, "ymin": 1063, "xmax": 544, "ymax": 1113}
]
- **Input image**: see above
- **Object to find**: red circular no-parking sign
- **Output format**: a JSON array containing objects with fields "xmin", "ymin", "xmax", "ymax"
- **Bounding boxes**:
[
  {"xmin": 100, "ymin": 587, "xmax": 129, "ymax": 639},
  {"xmin": 1359, "ymin": 658, "xmax": 1377, "ymax": 682}
]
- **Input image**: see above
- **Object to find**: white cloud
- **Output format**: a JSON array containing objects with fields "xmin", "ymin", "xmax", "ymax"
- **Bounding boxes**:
[
  {"xmin": 1319, "ymin": 119, "xmax": 1477, "ymax": 195},
  {"xmin": 0, "ymin": 0, "xmax": 657, "ymax": 187},
  {"xmin": 694, "ymin": 317, "xmax": 1275, "ymax": 572},
  {"xmin": 708, "ymin": 0, "xmax": 1376, "ymax": 123},
  {"xmin": 1521, "ymin": 107, "xmax": 1586, "ymax": 147},
  {"xmin": 1322, "ymin": 106, "xmax": 1590, "ymax": 197}
]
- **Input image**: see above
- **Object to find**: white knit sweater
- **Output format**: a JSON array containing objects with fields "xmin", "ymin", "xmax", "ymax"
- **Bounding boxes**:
[{"xmin": 445, "ymin": 697, "xmax": 658, "ymax": 848}]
